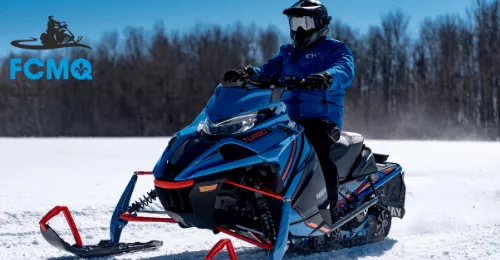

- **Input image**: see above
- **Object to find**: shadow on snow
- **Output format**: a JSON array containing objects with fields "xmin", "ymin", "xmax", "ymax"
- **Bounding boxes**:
[{"xmin": 46, "ymin": 238, "xmax": 398, "ymax": 260}]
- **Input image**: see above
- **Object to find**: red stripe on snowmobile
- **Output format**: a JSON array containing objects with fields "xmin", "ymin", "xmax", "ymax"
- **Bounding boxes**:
[
  {"xmin": 294, "ymin": 206, "xmax": 330, "ymax": 234},
  {"xmin": 224, "ymin": 180, "xmax": 284, "ymax": 201},
  {"xmin": 39, "ymin": 206, "xmax": 84, "ymax": 247},
  {"xmin": 154, "ymin": 179, "xmax": 194, "ymax": 189},
  {"xmin": 380, "ymin": 165, "xmax": 396, "ymax": 173},
  {"xmin": 281, "ymin": 138, "xmax": 297, "ymax": 182},
  {"xmin": 353, "ymin": 179, "xmax": 371, "ymax": 196},
  {"xmin": 305, "ymin": 221, "xmax": 330, "ymax": 233},
  {"xmin": 118, "ymin": 212, "xmax": 177, "ymax": 223}
]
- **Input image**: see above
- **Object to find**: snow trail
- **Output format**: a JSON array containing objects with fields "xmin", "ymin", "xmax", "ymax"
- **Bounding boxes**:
[{"xmin": 1, "ymin": 138, "xmax": 499, "ymax": 259}]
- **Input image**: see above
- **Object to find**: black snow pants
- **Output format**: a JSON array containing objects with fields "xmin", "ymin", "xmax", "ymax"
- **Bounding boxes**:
[{"xmin": 296, "ymin": 119, "xmax": 341, "ymax": 209}]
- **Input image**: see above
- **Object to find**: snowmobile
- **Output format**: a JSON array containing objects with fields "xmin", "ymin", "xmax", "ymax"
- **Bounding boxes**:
[{"xmin": 39, "ymin": 78, "xmax": 406, "ymax": 260}]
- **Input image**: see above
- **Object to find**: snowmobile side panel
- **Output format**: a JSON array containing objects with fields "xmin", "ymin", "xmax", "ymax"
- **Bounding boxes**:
[{"xmin": 177, "ymin": 155, "xmax": 264, "ymax": 180}]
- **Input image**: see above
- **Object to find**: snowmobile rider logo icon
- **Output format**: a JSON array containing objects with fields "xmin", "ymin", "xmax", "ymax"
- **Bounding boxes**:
[{"xmin": 10, "ymin": 16, "xmax": 91, "ymax": 50}]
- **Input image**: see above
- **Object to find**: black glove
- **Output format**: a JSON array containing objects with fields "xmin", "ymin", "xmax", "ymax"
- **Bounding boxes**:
[
  {"xmin": 304, "ymin": 72, "xmax": 333, "ymax": 90},
  {"xmin": 223, "ymin": 65, "xmax": 254, "ymax": 82}
]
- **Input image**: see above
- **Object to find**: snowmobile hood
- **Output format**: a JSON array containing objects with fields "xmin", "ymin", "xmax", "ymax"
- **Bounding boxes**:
[{"xmin": 205, "ymin": 84, "xmax": 280, "ymax": 123}]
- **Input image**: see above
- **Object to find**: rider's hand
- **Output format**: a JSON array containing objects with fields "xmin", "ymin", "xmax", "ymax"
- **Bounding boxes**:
[
  {"xmin": 223, "ymin": 65, "xmax": 253, "ymax": 82},
  {"xmin": 304, "ymin": 72, "xmax": 333, "ymax": 90}
]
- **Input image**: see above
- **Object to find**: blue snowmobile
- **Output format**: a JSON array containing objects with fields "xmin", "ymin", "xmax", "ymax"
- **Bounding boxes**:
[{"xmin": 39, "ymin": 78, "xmax": 406, "ymax": 259}]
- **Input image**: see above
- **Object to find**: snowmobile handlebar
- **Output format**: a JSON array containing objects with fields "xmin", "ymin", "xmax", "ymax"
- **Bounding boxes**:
[{"xmin": 221, "ymin": 75, "xmax": 306, "ymax": 91}]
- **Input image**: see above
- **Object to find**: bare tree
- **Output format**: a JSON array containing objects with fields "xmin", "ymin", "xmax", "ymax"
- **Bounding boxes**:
[{"xmin": 0, "ymin": 1, "xmax": 499, "ymax": 140}]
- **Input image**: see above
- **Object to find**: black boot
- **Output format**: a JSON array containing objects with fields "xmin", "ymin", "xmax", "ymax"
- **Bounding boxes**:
[{"xmin": 329, "ymin": 200, "xmax": 342, "ymax": 223}]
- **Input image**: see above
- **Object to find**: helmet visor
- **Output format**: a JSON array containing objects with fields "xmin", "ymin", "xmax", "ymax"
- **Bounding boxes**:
[{"xmin": 289, "ymin": 16, "xmax": 317, "ymax": 31}]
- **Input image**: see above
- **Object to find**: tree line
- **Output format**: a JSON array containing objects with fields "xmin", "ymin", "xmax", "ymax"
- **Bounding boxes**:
[{"xmin": 0, "ymin": 0, "xmax": 498, "ymax": 140}]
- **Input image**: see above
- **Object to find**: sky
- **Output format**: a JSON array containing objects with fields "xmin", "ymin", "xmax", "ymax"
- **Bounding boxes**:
[{"xmin": 0, "ymin": 0, "xmax": 473, "ymax": 57}]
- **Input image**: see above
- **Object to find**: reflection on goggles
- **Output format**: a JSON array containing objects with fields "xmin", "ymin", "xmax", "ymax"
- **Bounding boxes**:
[{"xmin": 289, "ymin": 16, "xmax": 317, "ymax": 31}]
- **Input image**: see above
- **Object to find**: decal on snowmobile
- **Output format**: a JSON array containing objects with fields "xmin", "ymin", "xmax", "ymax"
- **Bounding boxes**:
[
  {"xmin": 387, "ymin": 206, "xmax": 404, "ymax": 218},
  {"xmin": 316, "ymin": 187, "xmax": 327, "ymax": 200},
  {"xmin": 240, "ymin": 128, "xmax": 271, "ymax": 143}
]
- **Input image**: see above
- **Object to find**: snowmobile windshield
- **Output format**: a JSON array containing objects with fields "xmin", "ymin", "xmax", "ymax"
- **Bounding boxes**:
[
  {"xmin": 198, "ymin": 84, "xmax": 279, "ymax": 136},
  {"xmin": 204, "ymin": 84, "xmax": 276, "ymax": 121}
]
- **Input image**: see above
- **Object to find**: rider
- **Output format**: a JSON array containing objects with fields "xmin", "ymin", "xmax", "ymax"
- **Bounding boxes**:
[
  {"xmin": 223, "ymin": 0, "xmax": 355, "ymax": 218},
  {"xmin": 46, "ymin": 16, "xmax": 67, "ymax": 44}
]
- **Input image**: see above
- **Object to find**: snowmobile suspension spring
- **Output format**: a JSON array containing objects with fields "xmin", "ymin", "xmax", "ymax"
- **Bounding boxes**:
[
  {"xmin": 255, "ymin": 197, "xmax": 276, "ymax": 241},
  {"xmin": 127, "ymin": 189, "xmax": 158, "ymax": 214}
]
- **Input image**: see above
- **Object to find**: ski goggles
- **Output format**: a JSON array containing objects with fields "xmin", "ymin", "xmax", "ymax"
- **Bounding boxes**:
[{"xmin": 288, "ymin": 16, "xmax": 319, "ymax": 31}]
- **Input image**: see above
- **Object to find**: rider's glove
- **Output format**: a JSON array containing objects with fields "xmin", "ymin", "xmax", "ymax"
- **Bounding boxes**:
[
  {"xmin": 223, "ymin": 65, "xmax": 254, "ymax": 82},
  {"xmin": 304, "ymin": 72, "xmax": 333, "ymax": 90}
]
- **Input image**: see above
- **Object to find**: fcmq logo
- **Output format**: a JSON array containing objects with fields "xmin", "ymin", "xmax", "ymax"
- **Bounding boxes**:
[
  {"xmin": 10, "ymin": 58, "xmax": 92, "ymax": 80},
  {"xmin": 10, "ymin": 15, "xmax": 92, "ymax": 81}
]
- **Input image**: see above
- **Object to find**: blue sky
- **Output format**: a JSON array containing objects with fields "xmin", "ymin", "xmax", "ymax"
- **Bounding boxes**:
[{"xmin": 0, "ymin": 0, "xmax": 473, "ymax": 57}]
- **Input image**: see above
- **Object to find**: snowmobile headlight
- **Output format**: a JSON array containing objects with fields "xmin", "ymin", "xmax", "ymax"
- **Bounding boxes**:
[{"xmin": 198, "ymin": 112, "xmax": 258, "ymax": 136}]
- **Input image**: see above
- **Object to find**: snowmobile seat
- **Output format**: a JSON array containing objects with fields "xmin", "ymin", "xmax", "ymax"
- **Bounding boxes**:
[{"xmin": 331, "ymin": 132, "xmax": 364, "ymax": 179}]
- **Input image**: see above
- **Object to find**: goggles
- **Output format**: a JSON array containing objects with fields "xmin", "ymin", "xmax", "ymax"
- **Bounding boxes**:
[{"xmin": 288, "ymin": 16, "xmax": 320, "ymax": 31}]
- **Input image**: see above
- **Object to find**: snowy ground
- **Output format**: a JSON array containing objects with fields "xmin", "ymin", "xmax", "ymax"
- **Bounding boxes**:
[{"xmin": 1, "ymin": 137, "xmax": 500, "ymax": 260}]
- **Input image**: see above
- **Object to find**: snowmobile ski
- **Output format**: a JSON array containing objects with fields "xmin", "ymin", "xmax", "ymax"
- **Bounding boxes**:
[
  {"xmin": 39, "ymin": 205, "xmax": 163, "ymax": 257},
  {"xmin": 40, "ymin": 224, "xmax": 162, "ymax": 257}
]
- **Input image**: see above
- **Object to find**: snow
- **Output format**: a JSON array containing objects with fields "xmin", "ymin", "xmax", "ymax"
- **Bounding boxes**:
[{"xmin": 1, "ymin": 138, "xmax": 500, "ymax": 259}]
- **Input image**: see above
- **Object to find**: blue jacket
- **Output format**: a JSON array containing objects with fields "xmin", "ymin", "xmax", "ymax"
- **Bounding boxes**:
[{"xmin": 252, "ymin": 36, "xmax": 355, "ymax": 129}]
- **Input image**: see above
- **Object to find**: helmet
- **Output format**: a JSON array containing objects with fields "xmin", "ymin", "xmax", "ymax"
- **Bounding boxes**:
[
  {"xmin": 283, "ymin": 0, "xmax": 332, "ymax": 50},
  {"xmin": 48, "ymin": 16, "xmax": 54, "ymax": 20}
]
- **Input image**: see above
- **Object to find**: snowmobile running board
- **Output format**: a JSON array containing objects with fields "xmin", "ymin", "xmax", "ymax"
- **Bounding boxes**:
[{"xmin": 330, "ymin": 197, "xmax": 378, "ymax": 231}]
